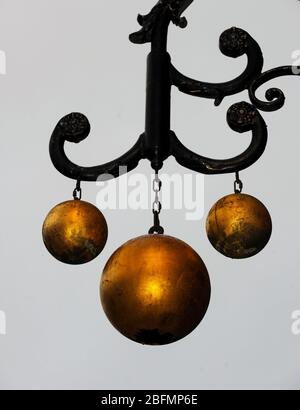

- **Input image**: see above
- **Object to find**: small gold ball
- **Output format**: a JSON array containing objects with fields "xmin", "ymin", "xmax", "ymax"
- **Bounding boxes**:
[
  {"xmin": 206, "ymin": 193, "xmax": 272, "ymax": 259},
  {"xmin": 100, "ymin": 235, "xmax": 211, "ymax": 345},
  {"xmin": 42, "ymin": 200, "xmax": 108, "ymax": 265}
]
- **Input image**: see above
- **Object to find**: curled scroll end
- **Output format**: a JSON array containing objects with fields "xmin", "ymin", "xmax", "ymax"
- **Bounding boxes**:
[
  {"xmin": 227, "ymin": 101, "xmax": 258, "ymax": 133},
  {"xmin": 57, "ymin": 112, "xmax": 91, "ymax": 143},
  {"xmin": 264, "ymin": 87, "xmax": 286, "ymax": 111},
  {"xmin": 249, "ymin": 83, "xmax": 286, "ymax": 112},
  {"xmin": 265, "ymin": 88, "xmax": 285, "ymax": 103},
  {"xmin": 219, "ymin": 27, "xmax": 249, "ymax": 58},
  {"xmin": 248, "ymin": 67, "xmax": 295, "ymax": 112}
]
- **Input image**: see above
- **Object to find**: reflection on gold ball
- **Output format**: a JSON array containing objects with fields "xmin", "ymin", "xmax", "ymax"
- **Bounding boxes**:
[
  {"xmin": 100, "ymin": 235, "xmax": 211, "ymax": 345},
  {"xmin": 206, "ymin": 193, "xmax": 272, "ymax": 259},
  {"xmin": 42, "ymin": 200, "xmax": 108, "ymax": 265}
]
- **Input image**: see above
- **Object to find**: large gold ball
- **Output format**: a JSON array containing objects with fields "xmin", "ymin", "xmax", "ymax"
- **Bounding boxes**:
[
  {"xmin": 100, "ymin": 235, "xmax": 211, "ymax": 345},
  {"xmin": 42, "ymin": 200, "xmax": 108, "ymax": 264},
  {"xmin": 206, "ymin": 193, "xmax": 272, "ymax": 259}
]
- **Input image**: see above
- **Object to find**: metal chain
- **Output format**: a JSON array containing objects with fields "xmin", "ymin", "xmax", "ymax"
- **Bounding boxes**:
[
  {"xmin": 73, "ymin": 179, "xmax": 82, "ymax": 200},
  {"xmin": 149, "ymin": 171, "xmax": 164, "ymax": 235},
  {"xmin": 234, "ymin": 171, "xmax": 243, "ymax": 194},
  {"xmin": 152, "ymin": 172, "xmax": 162, "ymax": 213}
]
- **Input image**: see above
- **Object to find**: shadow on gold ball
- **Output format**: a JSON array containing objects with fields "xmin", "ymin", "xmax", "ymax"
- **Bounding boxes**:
[
  {"xmin": 100, "ymin": 235, "xmax": 211, "ymax": 345},
  {"xmin": 206, "ymin": 193, "xmax": 272, "ymax": 259},
  {"xmin": 42, "ymin": 200, "xmax": 108, "ymax": 265}
]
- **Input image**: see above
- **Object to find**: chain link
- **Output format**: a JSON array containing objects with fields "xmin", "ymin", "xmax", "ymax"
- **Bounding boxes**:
[
  {"xmin": 234, "ymin": 172, "xmax": 243, "ymax": 194},
  {"xmin": 73, "ymin": 179, "xmax": 82, "ymax": 200},
  {"xmin": 149, "ymin": 172, "xmax": 164, "ymax": 235},
  {"xmin": 152, "ymin": 172, "xmax": 162, "ymax": 214}
]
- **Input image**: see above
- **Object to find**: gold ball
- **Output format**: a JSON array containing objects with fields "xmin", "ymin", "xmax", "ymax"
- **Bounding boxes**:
[
  {"xmin": 42, "ymin": 200, "xmax": 108, "ymax": 264},
  {"xmin": 100, "ymin": 235, "xmax": 211, "ymax": 345},
  {"xmin": 206, "ymin": 193, "xmax": 272, "ymax": 259}
]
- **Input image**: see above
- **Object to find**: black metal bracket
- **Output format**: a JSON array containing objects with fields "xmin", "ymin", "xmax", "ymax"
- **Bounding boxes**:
[{"xmin": 49, "ymin": 0, "xmax": 300, "ymax": 181}]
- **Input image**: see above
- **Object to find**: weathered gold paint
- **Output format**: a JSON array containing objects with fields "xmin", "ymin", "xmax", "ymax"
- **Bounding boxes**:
[
  {"xmin": 206, "ymin": 193, "xmax": 272, "ymax": 259},
  {"xmin": 100, "ymin": 235, "xmax": 211, "ymax": 345},
  {"xmin": 43, "ymin": 200, "xmax": 108, "ymax": 264}
]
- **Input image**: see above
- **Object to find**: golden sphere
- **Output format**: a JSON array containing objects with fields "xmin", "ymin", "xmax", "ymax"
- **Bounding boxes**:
[
  {"xmin": 100, "ymin": 235, "xmax": 211, "ymax": 345},
  {"xmin": 42, "ymin": 200, "xmax": 108, "ymax": 264},
  {"xmin": 206, "ymin": 193, "xmax": 272, "ymax": 259}
]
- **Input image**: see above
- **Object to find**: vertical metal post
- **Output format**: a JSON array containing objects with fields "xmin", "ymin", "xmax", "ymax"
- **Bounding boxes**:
[
  {"xmin": 145, "ymin": 52, "xmax": 171, "ymax": 170},
  {"xmin": 144, "ymin": 9, "xmax": 172, "ymax": 170}
]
